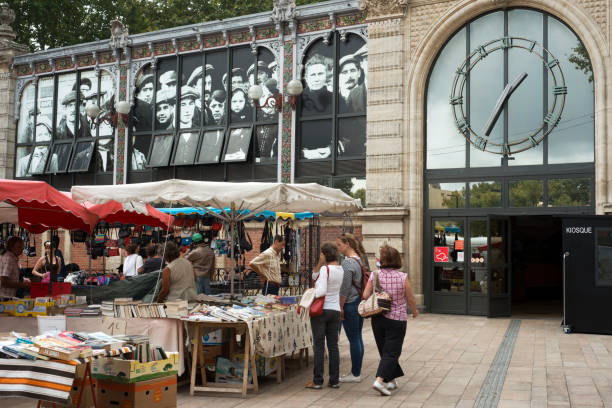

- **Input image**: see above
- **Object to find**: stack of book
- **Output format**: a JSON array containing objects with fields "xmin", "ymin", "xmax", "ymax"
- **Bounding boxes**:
[
  {"xmin": 100, "ymin": 300, "xmax": 114, "ymax": 317},
  {"xmin": 80, "ymin": 305, "xmax": 101, "ymax": 317},
  {"xmin": 113, "ymin": 302, "xmax": 168, "ymax": 318},
  {"xmin": 164, "ymin": 300, "xmax": 188, "ymax": 318}
]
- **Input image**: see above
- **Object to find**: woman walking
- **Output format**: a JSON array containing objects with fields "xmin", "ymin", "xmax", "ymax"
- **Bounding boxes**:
[
  {"xmin": 306, "ymin": 242, "xmax": 344, "ymax": 389},
  {"xmin": 336, "ymin": 233, "xmax": 366, "ymax": 383},
  {"xmin": 363, "ymin": 245, "xmax": 418, "ymax": 396}
]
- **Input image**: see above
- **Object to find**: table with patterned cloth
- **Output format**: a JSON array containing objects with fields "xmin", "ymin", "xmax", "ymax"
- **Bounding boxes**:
[{"xmin": 250, "ymin": 306, "xmax": 312, "ymax": 358}]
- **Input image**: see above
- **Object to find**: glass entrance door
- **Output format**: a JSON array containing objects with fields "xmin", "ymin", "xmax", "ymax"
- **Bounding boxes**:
[{"xmin": 487, "ymin": 216, "xmax": 512, "ymax": 317}]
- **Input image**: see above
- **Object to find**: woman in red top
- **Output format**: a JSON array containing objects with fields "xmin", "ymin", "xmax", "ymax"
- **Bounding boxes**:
[{"xmin": 362, "ymin": 245, "xmax": 418, "ymax": 396}]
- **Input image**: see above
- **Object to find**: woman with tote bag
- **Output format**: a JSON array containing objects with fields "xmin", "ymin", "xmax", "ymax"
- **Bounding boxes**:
[
  {"xmin": 362, "ymin": 245, "xmax": 419, "ymax": 396},
  {"xmin": 305, "ymin": 242, "xmax": 344, "ymax": 389}
]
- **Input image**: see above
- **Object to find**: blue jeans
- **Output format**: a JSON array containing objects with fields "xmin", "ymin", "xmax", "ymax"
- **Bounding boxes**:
[
  {"xmin": 262, "ymin": 282, "xmax": 279, "ymax": 296},
  {"xmin": 342, "ymin": 298, "xmax": 364, "ymax": 376},
  {"xmin": 197, "ymin": 276, "xmax": 211, "ymax": 295}
]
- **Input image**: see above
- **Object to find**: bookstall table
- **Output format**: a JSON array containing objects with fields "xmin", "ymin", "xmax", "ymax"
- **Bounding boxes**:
[{"xmin": 187, "ymin": 320, "xmax": 258, "ymax": 398}]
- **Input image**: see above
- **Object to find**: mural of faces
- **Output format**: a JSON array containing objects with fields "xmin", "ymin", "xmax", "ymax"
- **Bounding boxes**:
[
  {"xmin": 133, "ymin": 67, "xmax": 154, "ymax": 132},
  {"xmin": 56, "ymin": 73, "xmax": 78, "ymax": 139},
  {"xmin": 17, "ymin": 82, "xmax": 34, "ymax": 144},
  {"xmin": 28, "ymin": 145, "xmax": 50, "ymax": 175},
  {"xmin": 97, "ymin": 71, "xmax": 116, "ymax": 137},
  {"xmin": 37, "ymin": 77, "xmax": 54, "ymax": 136},
  {"xmin": 300, "ymin": 34, "xmax": 367, "ymax": 159}
]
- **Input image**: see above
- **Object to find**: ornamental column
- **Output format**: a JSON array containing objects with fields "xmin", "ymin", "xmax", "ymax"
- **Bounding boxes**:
[
  {"xmin": 358, "ymin": 1, "xmax": 422, "ymax": 305},
  {"xmin": 0, "ymin": 3, "xmax": 28, "ymax": 178}
]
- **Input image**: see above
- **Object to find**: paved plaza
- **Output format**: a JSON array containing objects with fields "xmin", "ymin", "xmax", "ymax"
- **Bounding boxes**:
[{"xmin": 8, "ymin": 313, "xmax": 612, "ymax": 407}]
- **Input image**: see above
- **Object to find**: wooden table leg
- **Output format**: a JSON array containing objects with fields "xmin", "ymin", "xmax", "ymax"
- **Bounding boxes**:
[
  {"xmin": 249, "ymin": 339, "xmax": 259, "ymax": 392},
  {"xmin": 275, "ymin": 356, "xmax": 282, "ymax": 384},
  {"xmin": 241, "ymin": 329, "xmax": 250, "ymax": 398},
  {"xmin": 190, "ymin": 324, "xmax": 200, "ymax": 396},
  {"xmin": 198, "ymin": 330, "xmax": 207, "ymax": 386}
]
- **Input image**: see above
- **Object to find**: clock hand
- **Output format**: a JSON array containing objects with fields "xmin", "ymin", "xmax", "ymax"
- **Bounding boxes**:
[{"xmin": 483, "ymin": 72, "xmax": 528, "ymax": 137}]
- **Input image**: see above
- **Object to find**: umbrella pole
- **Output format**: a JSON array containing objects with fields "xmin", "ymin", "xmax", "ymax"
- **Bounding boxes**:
[{"xmin": 229, "ymin": 203, "xmax": 236, "ymax": 298}]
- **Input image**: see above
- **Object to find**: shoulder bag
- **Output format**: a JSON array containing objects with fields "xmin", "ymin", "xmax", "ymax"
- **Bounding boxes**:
[
  {"xmin": 309, "ymin": 265, "xmax": 330, "ymax": 317},
  {"xmin": 358, "ymin": 270, "xmax": 392, "ymax": 318}
]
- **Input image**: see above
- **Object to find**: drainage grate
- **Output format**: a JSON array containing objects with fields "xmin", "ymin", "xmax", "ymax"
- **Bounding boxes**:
[{"xmin": 474, "ymin": 319, "xmax": 522, "ymax": 408}]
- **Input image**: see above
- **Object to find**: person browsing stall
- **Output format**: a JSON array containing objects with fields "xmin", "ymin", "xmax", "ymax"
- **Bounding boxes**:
[
  {"xmin": 249, "ymin": 235, "xmax": 285, "ymax": 296},
  {"xmin": 185, "ymin": 233, "xmax": 215, "ymax": 295},
  {"xmin": 31, "ymin": 241, "xmax": 61, "ymax": 283},
  {"xmin": 336, "ymin": 233, "xmax": 367, "ymax": 383},
  {"xmin": 363, "ymin": 245, "xmax": 418, "ymax": 396},
  {"xmin": 0, "ymin": 237, "xmax": 30, "ymax": 298},
  {"xmin": 122, "ymin": 243, "xmax": 143, "ymax": 278},
  {"xmin": 305, "ymin": 242, "xmax": 344, "ymax": 390},
  {"xmin": 138, "ymin": 244, "xmax": 164, "ymax": 275},
  {"xmin": 156, "ymin": 241, "xmax": 197, "ymax": 303}
]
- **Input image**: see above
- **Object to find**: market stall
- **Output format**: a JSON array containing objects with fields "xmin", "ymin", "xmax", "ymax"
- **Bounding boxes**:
[{"xmin": 70, "ymin": 179, "xmax": 361, "ymax": 397}]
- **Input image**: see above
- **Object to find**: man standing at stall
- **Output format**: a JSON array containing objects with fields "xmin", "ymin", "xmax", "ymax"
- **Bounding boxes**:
[
  {"xmin": 185, "ymin": 233, "xmax": 215, "ymax": 295},
  {"xmin": 0, "ymin": 237, "xmax": 30, "ymax": 298},
  {"xmin": 249, "ymin": 235, "xmax": 285, "ymax": 296}
]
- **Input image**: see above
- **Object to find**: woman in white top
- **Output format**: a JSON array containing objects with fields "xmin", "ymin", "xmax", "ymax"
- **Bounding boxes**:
[
  {"xmin": 305, "ymin": 242, "xmax": 344, "ymax": 390},
  {"xmin": 122, "ymin": 243, "xmax": 143, "ymax": 277}
]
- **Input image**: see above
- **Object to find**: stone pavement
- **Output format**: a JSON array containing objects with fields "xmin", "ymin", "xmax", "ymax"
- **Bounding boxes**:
[{"xmin": 7, "ymin": 314, "xmax": 612, "ymax": 407}]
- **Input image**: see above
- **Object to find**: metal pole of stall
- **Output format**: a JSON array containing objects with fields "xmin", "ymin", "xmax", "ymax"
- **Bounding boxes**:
[{"xmin": 229, "ymin": 202, "xmax": 236, "ymax": 298}]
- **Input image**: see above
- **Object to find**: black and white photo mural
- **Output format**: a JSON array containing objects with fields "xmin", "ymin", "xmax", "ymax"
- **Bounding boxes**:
[
  {"xmin": 17, "ymin": 83, "xmax": 34, "ymax": 144},
  {"xmin": 298, "ymin": 33, "xmax": 367, "ymax": 163},
  {"xmin": 70, "ymin": 140, "xmax": 95, "ymax": 172}
]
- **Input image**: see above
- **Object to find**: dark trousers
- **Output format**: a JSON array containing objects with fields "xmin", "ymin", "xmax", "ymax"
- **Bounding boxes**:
[
  {"xmin": 371, "ymin": 315, "xmax": 407, "ymax": 383},
  {"xmin": 311, "ymin": 309, "xmax": 341, "ymax": 385},
  {"xmin": 263, "ymin": 282, "xmax": 279, "ymax": 295},
  {"xmin": 341, "ymin": 298, "xmax": 364, "ymax": 376}
]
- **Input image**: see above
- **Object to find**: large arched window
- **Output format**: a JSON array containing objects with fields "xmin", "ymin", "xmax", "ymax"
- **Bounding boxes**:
[
  {"xmin": 426, "ymin": 9, "xmax": 594, "ymax": 210},
  {"xmin": 296, "ymin": 32, "xmax": 367, "ymax": 193},
  {"xmin": 15, "ymin": 70, "xmax": 116, "ymax": 180},
  {"xmin": 129, "ymin": 46, "xmax": 279, "ymax": 183}
]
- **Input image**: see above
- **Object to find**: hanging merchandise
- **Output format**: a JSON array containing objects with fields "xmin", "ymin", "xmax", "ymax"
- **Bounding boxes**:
[
  {"xmin": 260, "ymin": 220, "xmax": 271, "ymax": 252},
  {"xmin": 283, "ymin": 222, "xmax": 295, "ymax": 264},
  {"xmin": 118, "ymin": 225, "xmax": 131, "ymax": 238}
]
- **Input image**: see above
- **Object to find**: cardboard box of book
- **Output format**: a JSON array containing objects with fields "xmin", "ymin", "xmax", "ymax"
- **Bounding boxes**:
[
  {"xmin": 96, "ymin": 376, "xmax": 176, "ymax": 408},
  {"xmin": 92, "ymin": 352, "xmax": 179, "ymax": 383}
]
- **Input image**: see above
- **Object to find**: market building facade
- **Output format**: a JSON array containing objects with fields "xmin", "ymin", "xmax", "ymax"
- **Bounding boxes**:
[{"xmin": 3, "ymin": 0, "xmax": 612, "ymax": 315}]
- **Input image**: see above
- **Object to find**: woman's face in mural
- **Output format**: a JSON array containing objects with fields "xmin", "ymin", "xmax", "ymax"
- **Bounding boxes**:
[{"xmin": 305, "ymin": 63, "xmax": 327, "ymax": 91}]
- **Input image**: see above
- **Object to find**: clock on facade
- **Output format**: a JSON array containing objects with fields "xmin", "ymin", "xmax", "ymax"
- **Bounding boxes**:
[{"xmin": 450, "ymin": 36, "xmax": 567, "ymax": 155}]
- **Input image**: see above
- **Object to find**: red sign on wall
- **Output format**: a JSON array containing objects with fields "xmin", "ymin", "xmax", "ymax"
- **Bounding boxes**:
[{"xmin": 434, "ymin": 246, "xmax": 449, "ymax": 262}]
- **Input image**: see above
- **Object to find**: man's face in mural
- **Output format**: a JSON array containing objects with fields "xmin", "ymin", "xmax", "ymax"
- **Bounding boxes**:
[
  {"xmin": 65, "ymin": 101, "xmax": 77, "ymax": 124},
  {"xmin": 156, "ymin": 102, "xmax": 173, "ymax": 125},
  {"xmin": 305, "ymin": 63, "xmax": 327, "ymax": 91},
  {"xmin": 257, "ymin": 70, "xmax": 269, "ymax": 85},
  {"xmin": 210, "ymin": 99, "xmax": 224, "ymax": 122},
  {"xmin": 180, "ymin": 97, "xmax": 196, "ymax": 125},
  {"xmin": 339, "ymin": 62, "xmax": 360, "ymax": 91},
  {"xmin": 159, "ymin": 71, "xmax": 177, "ymax": 90},
  {"xmin": 204, "ymin": 74, "xmax": 212, "ymax": 105}
]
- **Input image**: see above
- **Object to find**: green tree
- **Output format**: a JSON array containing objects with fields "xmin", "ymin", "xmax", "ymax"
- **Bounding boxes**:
[
  {"xmin": 8, "ymin": 0, "xmax": 322, "ymax": 52},
  {"xmin": 569, "ymin": 42, "xmax": 594, "ymax": 83},
  {"xmin": 548, "ymin": 178, "xmax": 591, "ymax": 206},
  {"xmin": 469, "ymin": 181, "xmax": 501, "ymax": 208},
  {"xmin": 509, "ymin": 180, "xmax": 543, "ymax": 207}
]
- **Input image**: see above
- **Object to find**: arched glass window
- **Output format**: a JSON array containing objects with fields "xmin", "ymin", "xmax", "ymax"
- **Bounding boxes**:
[{"xmin": 426, "ymin": 9, "xmax": 594, "ymax": 170}]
